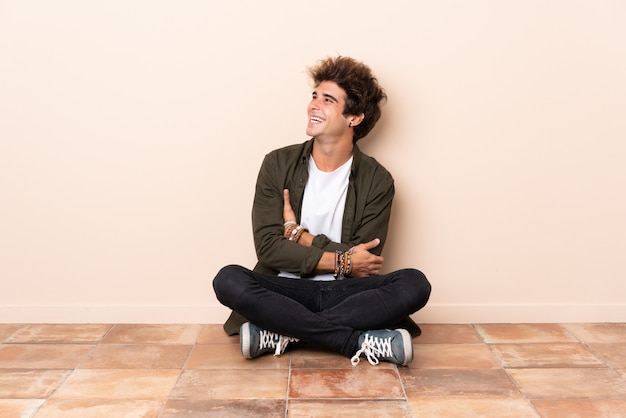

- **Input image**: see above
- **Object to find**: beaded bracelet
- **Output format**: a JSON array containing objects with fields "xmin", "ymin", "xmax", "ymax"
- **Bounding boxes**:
[
  {"xmin": 289, "ymin": 225, "xmax": 301, "ymax": 241},
  {"xmin": 344, "ymin": 251, "xmax": 352, "ymax": 276},
  {"xmin": 334, "ymin": 248, "xmax": 354, "ymax": 280},
  {"xmin": 284, "ymin": 223, "xmax": 306, "ymax": 244},
  {"xmin": 292, "ymin": 225, "xmax": 305, "ymax": 243},
  {"xmin": 284, "ymin": 223, "xmax": 297, "ymax": 239},
  {"xmin": 334, "ymin": 251, "xmax": 343, "ymax": 279}
]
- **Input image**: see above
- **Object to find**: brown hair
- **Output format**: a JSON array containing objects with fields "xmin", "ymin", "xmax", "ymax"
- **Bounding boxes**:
[{"xmin": 307, "ymin": 56, "xmax": 387, "ymax": 142}]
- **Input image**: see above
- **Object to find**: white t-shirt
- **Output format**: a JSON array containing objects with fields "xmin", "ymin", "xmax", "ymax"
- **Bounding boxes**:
[{"xmin": 279, "ymin": 154, "xmax": 353, "ymax": 280}]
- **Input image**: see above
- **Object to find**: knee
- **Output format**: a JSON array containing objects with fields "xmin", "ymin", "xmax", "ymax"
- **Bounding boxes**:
[
  {"xmin": 212, "ymin": 264, "xmax": 248, "ymax": 304},
  {"xmin": 399, "ymin": 268, "xmax": 432, "ymax": 307},
  {"xmin": 413, "ymin": 269, "xmax": 431, "ymax": 296}
]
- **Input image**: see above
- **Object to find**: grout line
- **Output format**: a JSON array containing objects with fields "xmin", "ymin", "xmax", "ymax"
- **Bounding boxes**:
[
  {"xmin": 97, "ymin": 323, "xmax": 116, "ymax": 344},
  {"xmin": 470, "ymin": 323, "xmax": 487, "ymax": 344},
  {"xmin": 472, "ymin": 322, "xmax": 542, "ymax": 417},
  {"xmin": 394, "ymin": 363, "xmax": 415, "ymax": 418},
  {"xmin": 73, "ymin": 326, "xmax": 115, "ymax": 369},
  {"xmin": 0, "ymin": 324, "xmax": 26, "ymax": 344},
  {"xmin": 284, "ymin": 353, "xmax": 293, "ymax": 418},
  {"xmin": 561, "ymin": 323, "xmax": 618, "ymax": 372},
  {"xmin": 156, "ymin": 324, "xmax": 203, "ymax": 417}
]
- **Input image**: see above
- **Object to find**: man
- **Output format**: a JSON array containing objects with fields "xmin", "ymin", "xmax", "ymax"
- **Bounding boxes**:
[{"xmin": 213, "ymin": 56, "xmax": 431, "ymax": 366}]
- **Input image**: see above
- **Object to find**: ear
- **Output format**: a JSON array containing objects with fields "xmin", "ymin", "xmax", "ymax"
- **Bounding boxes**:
[{"xmin": 348, "ymin": 113, "xmax": 365, "ymax": 128}]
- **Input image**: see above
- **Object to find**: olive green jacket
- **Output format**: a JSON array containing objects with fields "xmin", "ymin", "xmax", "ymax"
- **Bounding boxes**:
[{"xmin": 223, "ymin": 139, "xmax": 421, "ymax": 337}]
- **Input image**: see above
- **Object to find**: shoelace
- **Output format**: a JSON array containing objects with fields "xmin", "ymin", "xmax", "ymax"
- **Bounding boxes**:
[
  {"xmin": 259, "ymin": 330, "xmax": 279, "ymax": 351},
  {"xmin": 258, "ymin": 330, "xmax": 299, "ymax": 356},
  {"xmin": 350, "ymin": 334, "xmax": 393, "ymax": 366},
  {"xmin": 275, "ymin": 335, "xmax": 299, "ymax": 356}
]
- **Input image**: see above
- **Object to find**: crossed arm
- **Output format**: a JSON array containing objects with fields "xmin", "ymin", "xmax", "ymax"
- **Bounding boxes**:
[{"xmin": 282, "ymin": 189, "xmax": 384, "ymax": 277}]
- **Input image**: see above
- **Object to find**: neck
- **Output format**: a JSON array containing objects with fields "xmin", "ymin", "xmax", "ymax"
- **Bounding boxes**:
[{"xmin": 311, "ymin": 137, "xmax": 354, "ymax": 172}]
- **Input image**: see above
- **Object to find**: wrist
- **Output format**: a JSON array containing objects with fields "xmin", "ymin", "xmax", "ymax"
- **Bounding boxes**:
[
  {"xmin": 284, "ymin": 223, "xmax": 307, "ymax": 244},
  {"xmin": 316, "ymin": 251, "xmax": 336, "ymax": 274}
]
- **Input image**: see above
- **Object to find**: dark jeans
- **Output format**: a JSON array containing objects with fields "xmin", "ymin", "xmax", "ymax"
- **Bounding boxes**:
[{"xmin": 212, "ymin": 265, "xmax": 431, "ymax": 358}]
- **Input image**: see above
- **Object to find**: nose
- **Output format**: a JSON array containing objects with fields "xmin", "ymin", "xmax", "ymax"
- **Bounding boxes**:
[{"xmin": 309, "ymin": 97, "xmax": 321, "ymax": 111}]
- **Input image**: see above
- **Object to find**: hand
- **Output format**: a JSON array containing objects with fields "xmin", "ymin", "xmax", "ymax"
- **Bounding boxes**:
[
  {"xmin": 283, "ymin": 189, "xmax": 296, "ymax": 224},
  {"xmin": 349, "ymin": 238, "xmax": 384, "ymax": 277}
]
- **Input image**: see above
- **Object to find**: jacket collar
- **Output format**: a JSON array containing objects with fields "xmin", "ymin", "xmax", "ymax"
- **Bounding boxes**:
[{"xmin": 300, "ymin": 138, "xmax": 362, "ymax": 175}]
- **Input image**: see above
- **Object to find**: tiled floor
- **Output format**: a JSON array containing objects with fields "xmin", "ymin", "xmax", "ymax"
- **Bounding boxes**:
[{"xmin": 1, "ymin": 323, "xmax": 626, "ymax": 417}]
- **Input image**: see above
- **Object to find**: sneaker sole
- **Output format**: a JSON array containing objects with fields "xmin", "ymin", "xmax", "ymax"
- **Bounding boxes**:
[
  {"xmin": 240, "ymin": 322, "xmax": 252, "ymax": 359},
  {"xmin": 397, "ymin": 328, "xmax": 413, "ymax": 366}
]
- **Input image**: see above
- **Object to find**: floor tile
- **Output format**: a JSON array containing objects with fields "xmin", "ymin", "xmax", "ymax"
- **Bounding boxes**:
[
  {"xmin": 565, "ymin": 323, "xmax": 626, "ymax": 343},
  {"xmin": 196, "ymin": 324, "xmax": 239, "ymax": 344},
  {"xmin": 51, "ymin": 369, "xmax": 180, "ymax": 400},
  {"xmin": 6, "ymin": 324, "xmax": 112, "ymax": 344},
  {"xmin": 401, "ymin": 369, "xmax": 521, "ymax": 398},
  {"xmin": 0, "ymin": 369, "xmax": 70, "ymax": 398},
  {"xmin": 185, "ymin": 343, "xmax": 289, "ymax": 370},
  {"xmin": 162, "ymin": 399, "xmax": 285, "ymax": 418},
  {"xmin": 531, "ymin": 399, "xmax": 626, "ymax": 417},
  {"xmin": 0, "ymin": 344, "xmax": 93, "ymax": 369},
  {"xmin": 0, "ymin": 325, "xmax": 22, "ymax": 342},
  {"xmin": 79, "ymin": 344, "xmax": 192, "ymax": 369},
  {"xmin": 412, "ymin": 344, "xmax": 500, "ymax": 369},
  {"xmin": 1, "ymin": 322, "xmax": 623, "ymax": 417},
  {"xmin": 35, "ymin": 399, "xmax": 164, "ymax": 418},
  {"xmin": 289, "ymin": 369, "xmax": 404, "ymax": 399},
  {"xmin": 0, "ymin": 399, "xmax": 45, "ymax": 417},
  {"xmin": 408, "ymin": 397, "xmax": 538, "ymax": 417},
  {"xmin": 169, "ymin": 369, "xmax": 288, "ymax": 400},
  {"xmin": 416, "ymin": 324, "xmax": 483, "ymax": 344},
  {"xmin": 291, "ymin": 346, "xmax": 393, "ymax": 370},
  {"xmin": 101, "ymin": 324, "xmax": 202, "ymax": 345},
  {"xmin": 587, "ymin": 343, "xmax": 626, "ymax": 369},
  {"xmin": 288, "ymin": 400, "xmax": 412, "ymax": 417},
  {"xmin": 507, "ymin": 368, "xmax": 626, "ymax": 399},
  {"xmin": 490, "ymin": 343, "xmax": 604, "ymax": 368},
  {"xmin": 475, "ymin": 324, "xmax": 577, "ymax": 343}
]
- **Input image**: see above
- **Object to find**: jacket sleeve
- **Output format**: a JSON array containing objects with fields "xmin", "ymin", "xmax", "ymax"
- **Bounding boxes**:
[
  {"xmin": 251, "ymin": 152, "xmax": 324, "ymax": 275},
  {"xmin": 349, "ymin": 169, "xmax": 394, "ymax": 257}
]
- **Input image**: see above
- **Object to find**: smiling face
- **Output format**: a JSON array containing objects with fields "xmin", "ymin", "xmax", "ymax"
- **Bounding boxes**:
[{"xmin": 306, "ymin": 80, "xmax": 352, "ymax": 142}]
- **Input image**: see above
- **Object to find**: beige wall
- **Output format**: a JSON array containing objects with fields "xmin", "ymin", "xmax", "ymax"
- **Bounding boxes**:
[{"xmin": 1, "ymin": 1, "xmax": 625, "ymax": 324}]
